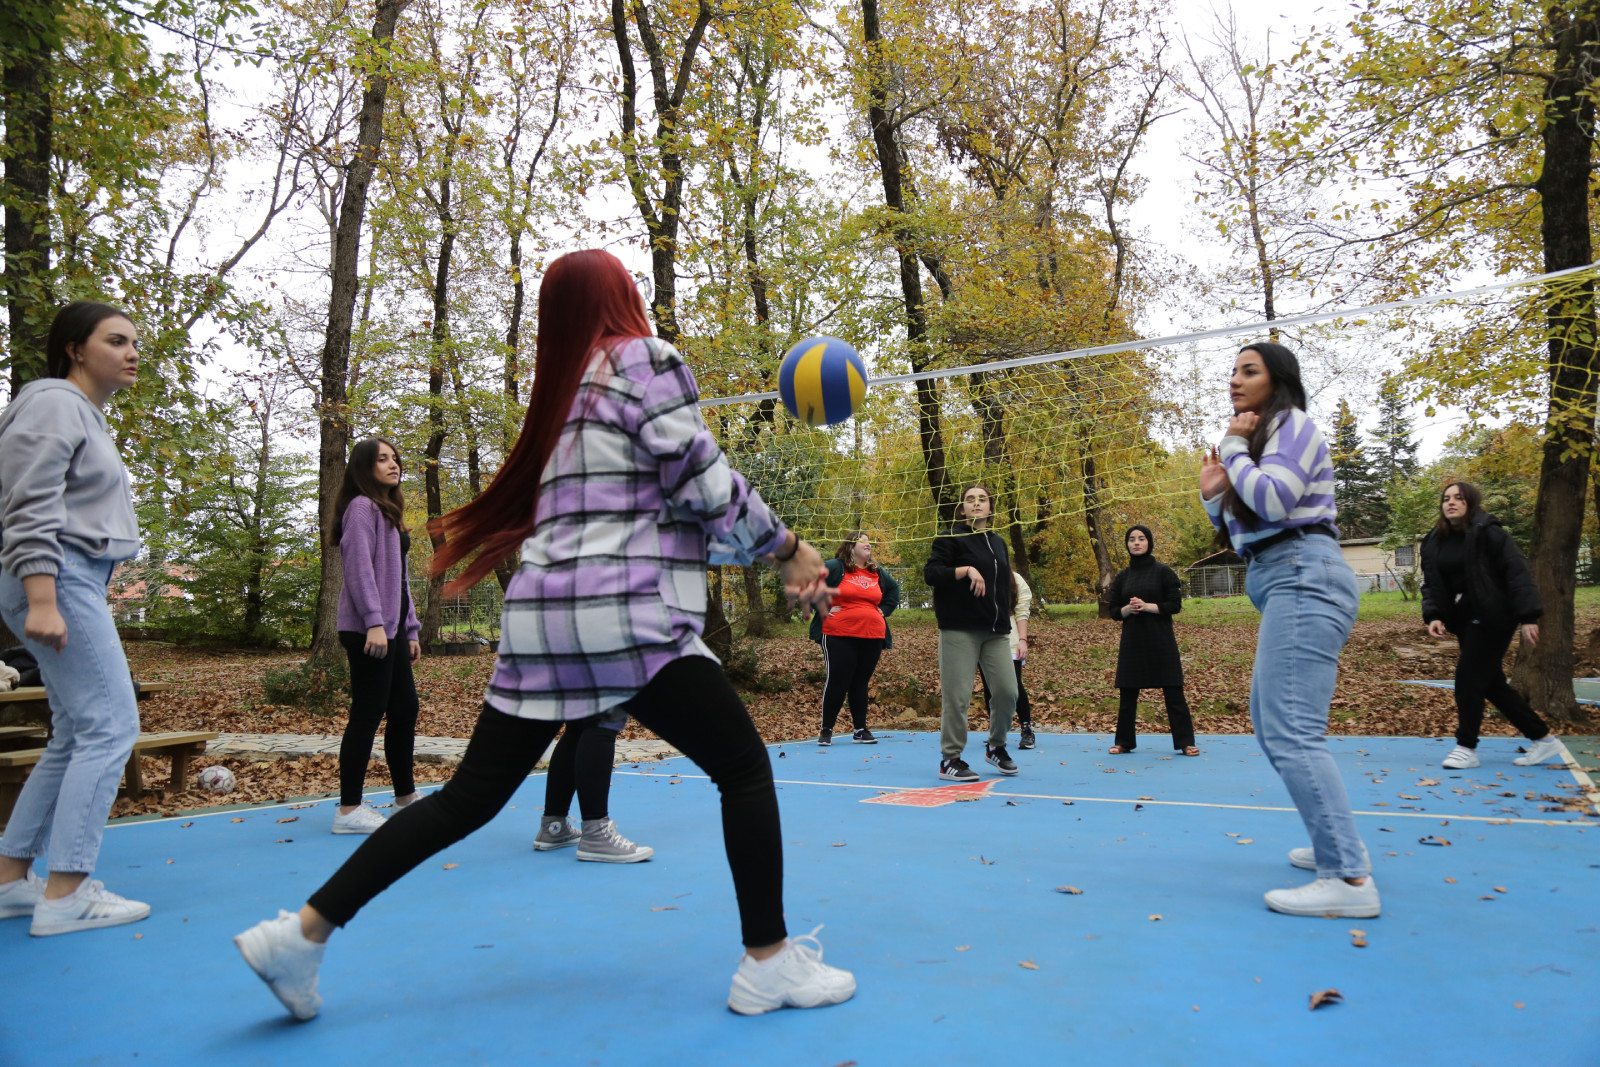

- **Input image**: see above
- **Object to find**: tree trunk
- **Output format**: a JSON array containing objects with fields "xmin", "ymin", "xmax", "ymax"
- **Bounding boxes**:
[
  {"xmin": 704, "ymin": 565, "xmax": 732, "ymax": 660},
  {"xmin": 741, "ymin": 565, "xmax": 768, "ymax": 637},
  {"xmin": 307, "ymin": 0, "xmax": 410, "ymax": 666},
  {"xmin": 1512, "ymin": 10, "xmax": 1600, "ymax": 725},
  {"xmin": 2, "ymin": 0, "xmax": 56, "ymax": 392},
  {"xmin": 1082, "ymin": 453, "xmax": 1116, "ymax": 619}
]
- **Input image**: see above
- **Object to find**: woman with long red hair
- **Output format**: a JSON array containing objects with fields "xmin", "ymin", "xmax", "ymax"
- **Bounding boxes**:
[{"xmin": 235, "ymin": 249, "xmax": 851, "ymax": 1018}]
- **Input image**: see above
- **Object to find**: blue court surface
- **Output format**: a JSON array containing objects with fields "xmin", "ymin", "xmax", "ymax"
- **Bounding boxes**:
[{"xmin": 4, "ymin": 733, "xmax": 1597, "ymax": 1065}]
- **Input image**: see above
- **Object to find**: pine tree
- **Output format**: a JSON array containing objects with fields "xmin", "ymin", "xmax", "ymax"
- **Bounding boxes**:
[
  {"xmin": 1371, "ymin": 375, "xmax": 1420, "ymax": 533},
  {"xmin": 1331, "ymin": 398, "xmax": 1382, "ymax": 537}
]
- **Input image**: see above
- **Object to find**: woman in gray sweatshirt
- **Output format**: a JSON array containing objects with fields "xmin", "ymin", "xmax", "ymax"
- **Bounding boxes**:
[{"xmin": 0, "ymin": 301, "xmax": 149, "ymax": 936}]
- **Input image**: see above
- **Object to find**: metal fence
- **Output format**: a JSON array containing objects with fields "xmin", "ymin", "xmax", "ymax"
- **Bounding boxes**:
[
  {"xmin": 417, "ymin": 580, "xmax": 504, "ymax": 643},
  {"xmin": 1181, "ymin": 564, "xmax": 1247, "ymax": 599}
]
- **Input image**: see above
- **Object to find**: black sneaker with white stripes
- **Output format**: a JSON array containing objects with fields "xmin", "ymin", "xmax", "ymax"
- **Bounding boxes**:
[
  {"xmin": 852, "ymin": 728, "xmax": 877, "ymax": 744},
  {"xmin": 939, "ymin": 757, "xmax": 979, "ymax": 782},
  {"xmin": 985, "ymin": 744, "xmax": 1019, "ymax": 775}
]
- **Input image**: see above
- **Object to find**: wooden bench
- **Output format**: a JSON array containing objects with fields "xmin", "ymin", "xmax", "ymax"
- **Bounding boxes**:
[
  {"xmin": 0, "ymin": 683, "xmax": 203, "ymax": 827},
  {"xmin": 0, "ymin": 682, "xmax": 173, "ymax": 729}
]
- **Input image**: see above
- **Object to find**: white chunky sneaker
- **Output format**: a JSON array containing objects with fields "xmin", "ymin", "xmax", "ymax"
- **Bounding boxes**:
[
  {"xmin": 1441, "ymin": 745, "xmax": 1480, "ymax": 769},
  {"xmin": 234, "ymin": 909, "xmax": 326, "ymax": 1021},
  {"xmin": 0, "ymin": 867, "xmax": 45, "ymax": 919},
  {"xmin": 331, "ymin": 804, "xmax": 387, "ymax": 834},
  {"xmin": 1288, "ymin": 842, "xmax": 1371, "ymax": 872},
  {"xmin": 1264, "ymin": 876, "xmax": 1380, "ymax": 919},
  {"xmin": 576, "ymin": 818, "xmax": 653, "ymax": 863},
  {"xmin": 728, "ymin": 926, "xmax": 856, "ymax": 1015},
  {"xmin": 29, "ymin": 879, "xmax": 151, "ymax": 936},
  {"xmin": 1513, "ymin": 736, "xmax": 1565, "ymax": 767}
]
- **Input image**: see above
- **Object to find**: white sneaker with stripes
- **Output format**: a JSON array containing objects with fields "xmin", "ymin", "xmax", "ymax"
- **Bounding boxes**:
[
  {"xmin": 29, "ymin": 879, "xmax": 150, "ymax": 936},
  {"xmin": 0, "ymin": 867, "xmax": 45, "ymax": 919}
]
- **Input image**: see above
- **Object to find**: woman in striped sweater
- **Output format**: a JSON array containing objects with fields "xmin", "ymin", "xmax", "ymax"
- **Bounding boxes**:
[{"xmin": 1200, "ymin": 342, "xmax": 1376, "ymax": 919}]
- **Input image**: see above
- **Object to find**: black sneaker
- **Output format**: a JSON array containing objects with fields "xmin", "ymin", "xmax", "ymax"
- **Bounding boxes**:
[
  {"xmin": 818, "ymin": 730, "xmax": 832, "ymax": 746},
  {"xmin": 939, "ymin": 758, "xmax": 979, "ymax": 782},
  {"xmin": 1018, "ymin": 725, "xmax": 1036, "ymax": 750},
  {"xmin": 852, "ymin": 728, "xmax": 877, "ymax": 744},
  {"xmin": 985, "ymin": 744, "xmax": 1019, "ymax": 775}
]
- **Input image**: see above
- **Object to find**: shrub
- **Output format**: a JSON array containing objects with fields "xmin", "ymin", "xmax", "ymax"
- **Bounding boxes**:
[{"xmin": 261, "ymin": 656, "xmax": 350, "ymax": 715}]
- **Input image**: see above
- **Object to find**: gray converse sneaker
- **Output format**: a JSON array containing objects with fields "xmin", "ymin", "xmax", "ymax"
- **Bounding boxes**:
[
  {"xmin": 29, "ymin": 879, "xmax": 150, "ymax": 936},
  {"xmin": 728, "ymin": 925, "xmax": 856, "ymax": 1015},
  {"xmin": 576, "ymin": 818, "xmax": 654, "ymax": 863},
  {"xmin": 533, "ymin": 816, "xmax": 581, "ymax": 850},
  {"xmin": 0, "ymin": 867, "xmax": 44, "ymax": 919},
  {"xmin": 234, "ymin": 909, "xmax": 326, "ymax": 1020},
  {"xmin": 1513, "ymin": 736, "xmax": 1565, "ymax": 767}
]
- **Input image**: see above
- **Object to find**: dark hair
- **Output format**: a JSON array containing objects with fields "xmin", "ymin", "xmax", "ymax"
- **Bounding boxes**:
[
  {"xmin": 1433, "ymin": 480, "xmax": 1483, "ymax": 537},
  {"xmin": 1218, "ymin": 342, "xmax": 1308, "ymax": 537},
  {"xmin": 957, "ymin": 483, "xmax": 994, "ymax": 524},
  {"xmin": 834, "ymin": 530, "xmax": 878, "ymax": 572},
  {"xmin": 429, "ymin": 249, "xmax": 653, "ymax": 594},
  {"xmin": 47, "ymin": 301, "xmax": 134, "ymax": 379},
  {"xmin": 334, "ymin": 438, "xmax": 407, "ymax": 539}
]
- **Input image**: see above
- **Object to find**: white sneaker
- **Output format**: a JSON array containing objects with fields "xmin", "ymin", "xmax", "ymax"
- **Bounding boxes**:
[
  {"xmin": 0, "ymin": 867, "xmax": 44, "ymax": 919},
  {"xmin": 331, "ymin": 804, "xmax": 387, "ymax": 834},
  {"xmin": 29, "ymin": 879, "xmax": 151, "ymax": 936},
  {"xmin": 234, "ymin": 909, "xmax": 326, "ymax": 1021},
  {"xmin": 1513, "ymin": 736, "xmax": 1565, "ymax": 767},
  {"xmin": 727, "ymin": 926, "xmax": 856, "ymax": 1015},
  {"xmin": 1264, "ymin": 876, "xmax": 1380, "ymax": 918},
  {"xmin": 1288, "ymin": 841, "xmax": 1370, "ymax": 872},
  {"xmin": 1442, "ymin": 745, "xmax": 1479, "ymax": 769}
]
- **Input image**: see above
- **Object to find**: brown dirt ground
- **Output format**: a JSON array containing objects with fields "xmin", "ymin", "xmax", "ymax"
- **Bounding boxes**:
[{"xmin": 98, "ymin": 611, "xmax": 1595, "ymax": 818}]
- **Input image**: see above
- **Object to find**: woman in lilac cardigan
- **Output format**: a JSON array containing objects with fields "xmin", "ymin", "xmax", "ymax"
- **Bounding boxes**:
[{"xmin": 331, "ymin": 438, "xmax": 422, "ymax": 835}]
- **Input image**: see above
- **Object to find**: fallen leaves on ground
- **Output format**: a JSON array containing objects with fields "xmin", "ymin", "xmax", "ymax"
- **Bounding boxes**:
[
  {"xmin": 1309, "ymin": 989, "xmax": 1343, "ymax": 1011},
  {"xmin": 1055, "ymin": 885, "xmax": 1083, "ymax": 895},
  {"xmin": 650, "ymin": 906, "xmax": 678, "ymax": 912},
  {"xmin": 1019, "ymin": 959, "xmax": 1039, "ymax": 970},
  {"xmin": 1149, "ymin": 914, "xmax": 1162, "ymax": 921},
  {"xmin": 441, "ymin": 862, "xmax": 459, "ymax": 870},
  {"xmin": 1418, "ymin": 836, "xmax": 1451, "ymax": 846}
]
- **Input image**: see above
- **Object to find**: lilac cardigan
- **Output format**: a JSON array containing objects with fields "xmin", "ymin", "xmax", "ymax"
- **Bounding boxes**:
[{"xmin": 337, "ymin": 496, "xmax": 421, "ymax": 641}]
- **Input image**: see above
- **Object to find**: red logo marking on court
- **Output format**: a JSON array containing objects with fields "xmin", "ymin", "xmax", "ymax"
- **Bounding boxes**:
[{"xmin": 863, "ymin": 780, "xmax": 999, "ymax": 807}]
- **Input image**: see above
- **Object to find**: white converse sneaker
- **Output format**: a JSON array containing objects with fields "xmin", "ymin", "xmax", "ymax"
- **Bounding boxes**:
[
  {"xmin": 29, "ymin": 879, "xmax": 151, "ymax": 936},
  {"xmin": 728, "ymin": 926, "xmax": 856, "ymax": 1015},
  {"xmin": 1441, "ymin": 745, "xmax": 1479, "ymax": 769},
  {"xmin": 1513, "ymin": 736, "xmax": 1565, "ymax": 767},
  {"xmin": 0, "ymin": 867, "xmax": 44, "ymax": 919},
  {"xmin": 331, "ymin": 804, "xmax": 387, "ymax": 834},
  {"xmin": 234, "ymin": 909, "xmax": 326, "ymax": 1021},
  {"xmin": 1264, "ymin": 876, "xmax": 1380, "ymax": 918},
  {"xmin": 1288, "ymin": 841, "xmax": 1370, "ymax": 871}
]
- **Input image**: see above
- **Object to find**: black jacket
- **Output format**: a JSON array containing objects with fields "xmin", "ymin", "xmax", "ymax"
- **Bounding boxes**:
[
  {"xmin": 1109, "ymin": 559, "xmax": 1185, "ymax": 689},
  {"xmin": 924, "ymin": 522, "xmax": 1012, "ymax": 634},
  {"xmin": 1420, "ymin": 511, "xmax": 1542, "ymax": 633}
]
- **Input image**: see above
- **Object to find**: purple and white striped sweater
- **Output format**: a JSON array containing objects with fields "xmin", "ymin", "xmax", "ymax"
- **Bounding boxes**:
[
  {"xmin": 1201, "ymin": 408, "xmax": 1339, "ymax": 556},
  {"xmin": 485, "ymin": 336, "xmax": 787, "ymax": 721}
]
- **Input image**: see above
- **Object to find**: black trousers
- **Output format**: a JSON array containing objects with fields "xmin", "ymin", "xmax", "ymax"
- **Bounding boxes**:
[
  {"xmin": 542, "ymin": 716, "xmax": 618, "ymax": 822},
  {"xmin": 1454, "ymin": 622, "xmax": 1549, "ymax": 748},
  {"xmin": 308, "ymin": 655, "xmax": 787, "ymax": 947},
  {"xmin": 979, "ymin": 659, "xmax": 1031, "ymax": 726},
  {"xmin": 1115, "ymin": 687, "xmax": 1195, "ymax": 750},
  {"xmin": 820, "ymin": 634, "xmax": 884, "ymax": 733},
  {"xmin": 338, "ymin": 631, "xmax": 420, "ymax": 808}
]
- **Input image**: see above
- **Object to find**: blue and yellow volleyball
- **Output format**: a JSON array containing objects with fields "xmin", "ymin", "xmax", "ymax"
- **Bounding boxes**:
[{"xmin": 778, "ymin": 336, "xmax": 867, "ymax": 427}]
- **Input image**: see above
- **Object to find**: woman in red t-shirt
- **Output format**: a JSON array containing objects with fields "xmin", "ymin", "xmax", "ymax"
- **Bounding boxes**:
[{"xmin": 814, "ymin": 533, "xmax": 900, "ymax": 744}]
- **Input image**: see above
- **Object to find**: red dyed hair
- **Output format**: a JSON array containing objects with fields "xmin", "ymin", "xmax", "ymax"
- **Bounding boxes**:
[{"xmin": 429, "ymin": 249, "xmax": 653, "ymax": 593}]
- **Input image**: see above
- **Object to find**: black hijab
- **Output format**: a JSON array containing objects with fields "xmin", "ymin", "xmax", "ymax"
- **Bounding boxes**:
[{"xmin": 1125, "ymin": 525, "xmax": 1156, "ymax": 568}]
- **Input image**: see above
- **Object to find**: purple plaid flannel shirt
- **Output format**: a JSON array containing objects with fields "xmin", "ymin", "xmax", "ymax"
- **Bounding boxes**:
[{"xmin": 485, "ymin": 337, "xmax": 787, "ymax": 720}]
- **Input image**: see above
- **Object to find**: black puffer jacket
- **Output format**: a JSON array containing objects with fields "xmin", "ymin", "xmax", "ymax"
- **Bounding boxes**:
[
  {"xmin": 924, "ymin": 522, "xmax": 1012, "ymax": 634},
  {"xmin": 1420, "ymin": 511, "xmax": 1542, "ymax": 633}
]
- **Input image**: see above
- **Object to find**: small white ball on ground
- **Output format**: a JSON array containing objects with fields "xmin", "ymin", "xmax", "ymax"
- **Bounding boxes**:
[{"xmin": 198, "ymin": 765, "xmax": 236, "ymax": 795}]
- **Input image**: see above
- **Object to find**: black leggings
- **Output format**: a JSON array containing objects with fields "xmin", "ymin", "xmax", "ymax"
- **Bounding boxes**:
[
  {"xmin": 1115, "ymin": 687, "xmax": 1195, "ymax": 750},
  {"xmin": 820, "ymin": 634, "xmax": 884, "ymax": 733},
  {"xmin": 543, "ymin": 716, "xmax": 619, "ymax": 822},
  {"xmin": 338, "ymin": 631, "xmax": 420, "ymax": 808},
  {"xmin": 979, "ymin": 659, "xmax": 1031, "ymax": 726},
  {"xmin": 308, "ymin": 655, "xmax": 786, "ymax": 946},
  {"xmin": 1454, "ymin": 622, "xmax": 1549, "ymax": 748}
]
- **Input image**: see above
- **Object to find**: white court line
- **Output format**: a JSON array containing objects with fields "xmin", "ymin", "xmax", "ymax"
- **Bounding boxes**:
[
  {"xmin": 615, "ymin": 770, "xmax": 1593, "ymax": 829},
  {"xmin": 1559, "ymin": 739, "xmax": 1600, "ymax": 814}
]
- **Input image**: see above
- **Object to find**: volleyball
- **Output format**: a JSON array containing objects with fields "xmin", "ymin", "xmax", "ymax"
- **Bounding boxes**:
[
  {"xmin": 198, "ymin": 765, "xmax": 236, "ymax": 795},
  {"xmin": 778, "ymin": 336, "xmax": 867, "ymax": 426}
]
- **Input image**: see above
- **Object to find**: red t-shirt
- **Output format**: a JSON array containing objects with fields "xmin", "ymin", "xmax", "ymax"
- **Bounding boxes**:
[{"xmin": 823, "ymin": 567, "xmax": 885, "ymax": 639}]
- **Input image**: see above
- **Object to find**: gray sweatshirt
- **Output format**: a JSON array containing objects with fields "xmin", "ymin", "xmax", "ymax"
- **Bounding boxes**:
[{"xmin": 0, "ymin": 379, "xmax": 140, "ymax": 578}]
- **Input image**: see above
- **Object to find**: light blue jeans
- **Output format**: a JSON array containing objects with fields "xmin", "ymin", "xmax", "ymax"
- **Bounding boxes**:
[
  {"xmin": 1245, "ymin": 534, "xmax": 1369, "ymax": 880},
  {"xmin": 0, "ymin": 545, "xmax": 139, "ymax": 873}
]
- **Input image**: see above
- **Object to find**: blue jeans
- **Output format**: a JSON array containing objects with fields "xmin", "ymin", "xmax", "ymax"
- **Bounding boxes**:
[
  {"xmin": 1245, "ymin": 535, "xmax": 1368, "ymax": 880},
  {"xmin": 0, "ymin": 546, "xmax": 139, "ymax": 873}
]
